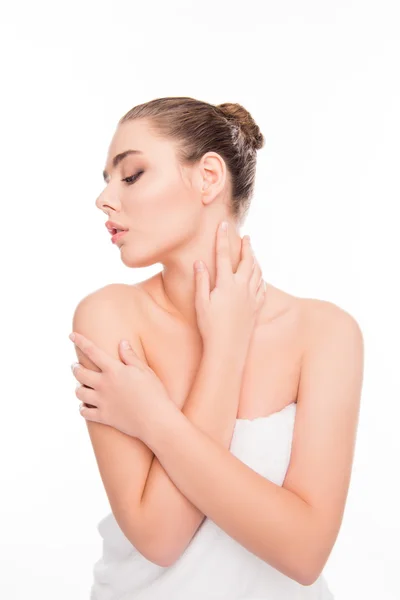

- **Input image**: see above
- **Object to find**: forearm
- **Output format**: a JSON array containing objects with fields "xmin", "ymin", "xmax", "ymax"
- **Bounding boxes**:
[
  {"xmin": 144, "ymin": 402, "xmax": 316, "ymax": 585},
  {"xmin": 139, "ymin": 341, "xmax": 248, "ymax": 565}
]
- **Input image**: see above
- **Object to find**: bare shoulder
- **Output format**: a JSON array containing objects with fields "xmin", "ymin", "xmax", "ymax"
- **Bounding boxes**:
[
  {"xmin": 297, "ymin": 295, "xmax": 364, "ymax": 348},
  {"xmin": 72, "ymin": 282, "xmax": 147, "ymax": 355},
  {"xmin": 260, "ymin": 283, "xmax": 363, "ymax": 334},
  {"xmin": 74, "ymin": 282, "xmax": 144, "ymax": 315},
  {"xmin": 260, "ymin": 285, "xmax": 364, "ymax": 389},
  {"xmin": 278, "ymin": 294, "xmax": 364, "ymax": 582},
  {"xmin": 76, "ymin": 282, "xmax": 139, "ymax": 300}
]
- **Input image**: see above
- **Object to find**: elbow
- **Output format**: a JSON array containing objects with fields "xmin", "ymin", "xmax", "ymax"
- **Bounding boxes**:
[
  {"xmin": 124, "ymin": 520, "xmax": 172, "ymax": 568},
  {"xmin": 126, "ymin": 534, "xmax": 171, "ymax": 568},
  {"xmin": 134, "ymin": 519, "xmax": 196, "ymax": 568},
  {"xmin": 300, "ymin": 567, "xmax": 324, "ymax": 587},
  {"xmin": 287, "ymin": 564, "xmax": 316, "ymax": 587},
  {"xmin": 151, "ymin": 542, "xmax": 183, "ymax": 569},
  {"xmin": 298, "ymin": 568, "xmax": 319, "ymax": 587},
  {"xmin": 147, "ymin": 546, "xmax": 178, "ymax": 569},
  {"xmin": 150, "ymin": 553, "xmax": 174, "ymax": 569},
  {"xmin": 116, "ymin": 498, "xmax": 193, "ymax": 568},
  {"xmin": 132, "ymin": 533, "xmax": 176, "ymax": 569},
  {"xmin": 124, "ymin": 507, "xmax": 184, "ymax": 568},
  {"xmin": 294, "ymin": 525, "xmax": 332, "ymax": 586},
  {"xmin": 288, "ymin": 539, "xmax": 326, "ymax": 586},
  {"xmin": 297, "ymin": 553, "xmax": 327, "ymax": 587}
]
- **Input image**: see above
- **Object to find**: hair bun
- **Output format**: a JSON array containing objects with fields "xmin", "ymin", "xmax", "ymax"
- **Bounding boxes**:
[{"xmin": 216, "ymin": 102, "xmax": 265, "ymax": 151}]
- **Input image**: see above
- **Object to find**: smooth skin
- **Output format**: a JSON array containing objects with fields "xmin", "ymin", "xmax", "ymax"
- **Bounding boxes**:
[
  {"xmin": 72, "ymin": 221, "xmax": 265, "ymax": 440},
  {"xmin": 71, "ymin": 117, "xmax": 364, "ymax": 583}
]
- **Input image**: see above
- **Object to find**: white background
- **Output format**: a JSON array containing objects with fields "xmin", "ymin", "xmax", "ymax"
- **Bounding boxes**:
[{"xmin": 1, "ymin": 1, "xmax": 399, "ymax": 598}]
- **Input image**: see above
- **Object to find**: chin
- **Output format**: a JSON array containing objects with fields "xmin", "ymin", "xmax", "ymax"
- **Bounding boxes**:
[{"xmin": 120, "ymin": 248, "xmax": 157, "ymax": 269}]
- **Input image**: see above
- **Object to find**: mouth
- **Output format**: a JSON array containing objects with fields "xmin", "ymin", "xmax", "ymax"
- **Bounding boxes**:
[
  {"xmin": 111, "ymin": 228, "xmax": 125, "ymax": 235},
  {"xmin": 111, "ymin": 229, "xmax": 128, "ymax": 243}
]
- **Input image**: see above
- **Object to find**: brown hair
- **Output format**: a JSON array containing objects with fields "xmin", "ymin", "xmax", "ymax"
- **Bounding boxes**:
[{"xmin": 119, "ymin": 96, "xmax": 265, "ymax": 225}]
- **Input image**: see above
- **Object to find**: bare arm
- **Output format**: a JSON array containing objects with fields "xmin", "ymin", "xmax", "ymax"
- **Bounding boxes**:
[
  {"xmin": 139, "ymin": 339, "xmax": 249, "ymax": 566},
  {"xmin": 140, "ymin": 302, "xmax": 364, "ymax": 584},
  {"xmin": 72, "ymin": 285, "xmax": 163, "ymax": 562},
  {"xmin": 73, "ymin": 228, "xmax": 261, "ymax": 567},
  {"xmin": 132, "ymin": 229, "xmax": 263, "ymax": 567},
  {"xmin": 72, "ymin": 285, "xmax": 248, "ymax": 567}
]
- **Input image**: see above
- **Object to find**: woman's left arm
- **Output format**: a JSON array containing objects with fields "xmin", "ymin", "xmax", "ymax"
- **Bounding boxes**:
[{"xmin": 142, "ymin": 301, "xmax": 364, "ymax": 586}]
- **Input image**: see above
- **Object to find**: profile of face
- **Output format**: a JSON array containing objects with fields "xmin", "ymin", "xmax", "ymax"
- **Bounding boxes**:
[{"xmin": 96, "ymin": 118, "xmax": 230, "ymax": 270}]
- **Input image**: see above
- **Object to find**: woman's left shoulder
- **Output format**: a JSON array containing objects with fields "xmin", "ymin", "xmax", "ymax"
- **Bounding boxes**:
[{"xmin": 299, "ymin": 297, "xmax": 363, "ymax": 338}]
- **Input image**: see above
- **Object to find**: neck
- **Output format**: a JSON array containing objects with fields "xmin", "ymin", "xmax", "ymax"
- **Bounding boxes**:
[{"xmin": 159, "ymin": 219, "xmax": 243, "ymax": 331}]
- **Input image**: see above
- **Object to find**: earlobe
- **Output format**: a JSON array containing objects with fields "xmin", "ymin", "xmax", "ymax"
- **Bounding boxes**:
[{"xmin": 200, "ymin": 182, "xmax": 217, "ymax": 207}]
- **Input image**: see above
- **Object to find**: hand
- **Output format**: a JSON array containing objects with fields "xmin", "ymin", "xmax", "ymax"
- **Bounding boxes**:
[
  {"xmin": 194, "ymin": 220, "xmax": 266, "ymax": 351},
  {"xmin": 70, "ymin": 332, "xmax": 172, "ymax": 439}
]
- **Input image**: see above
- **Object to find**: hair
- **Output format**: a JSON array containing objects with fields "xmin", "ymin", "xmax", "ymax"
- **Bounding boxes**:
[{"xmin": 119, "ymin": 96, "xmax": 265, "ymax": 226}]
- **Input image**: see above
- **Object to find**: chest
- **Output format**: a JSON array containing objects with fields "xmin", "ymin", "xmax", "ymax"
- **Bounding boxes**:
[{"xmin": 138, "ymin": 307, "xmax": 303, "ymax": 420}]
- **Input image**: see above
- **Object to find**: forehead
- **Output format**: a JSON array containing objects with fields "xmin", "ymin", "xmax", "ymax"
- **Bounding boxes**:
[
  {"xmin": 109, "ymin": 119, "xmax": 152, "ymax": 151},
  {"xmin": 106, "ymin": 119, "xmax": 175, "ymax": 165}
]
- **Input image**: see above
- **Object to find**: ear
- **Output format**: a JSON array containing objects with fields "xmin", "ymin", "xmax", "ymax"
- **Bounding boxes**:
[{"xmin": 198, "ymin": 152, "xmax": 227, "ymax": 203}]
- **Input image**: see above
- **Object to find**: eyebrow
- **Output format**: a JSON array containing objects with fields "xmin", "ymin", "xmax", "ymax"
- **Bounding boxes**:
[{"xmin": 103, "ymin": 149, "xmax": 143, "ymax": 182}]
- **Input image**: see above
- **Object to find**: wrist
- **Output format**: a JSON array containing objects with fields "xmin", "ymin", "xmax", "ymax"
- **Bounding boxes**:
[
  {"xmin": 142, "ymin": 399, "xmax": 185, "ymax": 454},
  {"xmin": 202, "ymin": 337, "xmax": 250, "ymax": 366}
]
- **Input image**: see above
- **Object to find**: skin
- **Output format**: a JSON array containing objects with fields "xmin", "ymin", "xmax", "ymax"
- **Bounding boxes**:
[
  {"xmin": 97, "ymin": 117, "xmax": 261, "ymax": 331},
  {"xmin": 82, "ymin": 117, "xmax": 364, "ymax": 582},
  {"xmin": 96, "ymin": 117, "xmax": 303, "ymax": 418}
]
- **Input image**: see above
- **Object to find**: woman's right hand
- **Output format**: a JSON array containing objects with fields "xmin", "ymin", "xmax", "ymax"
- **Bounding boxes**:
[{"xmin": 193, "ymin": 220, "xmax": 266, "ymax": 354}]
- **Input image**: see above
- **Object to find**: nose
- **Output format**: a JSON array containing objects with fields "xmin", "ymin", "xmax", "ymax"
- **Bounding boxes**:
[{"xmin": 95, "ymin": 188, "xmax": 121, "ymax": 214}]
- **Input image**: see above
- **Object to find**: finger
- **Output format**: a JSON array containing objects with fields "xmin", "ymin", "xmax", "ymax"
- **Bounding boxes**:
[
  {"xmin": 255, "ymin": 279, "xmax": 267, "ymax": 306},
  {"xmin": 71, "ymin": 362, "xmax": 102, "ymax": 389},
  {"xmin": 69, "ymin": 332, "xmax": 113, "ymax": 372},
  {"xmin": 194, "ymin": 260, "xmax": 210, "ymax": 314},
  {"xmin": 215, "ymin": 221, "xmax": 232, "ymax": 288},
  {"xmin": 118, "ymin": 340, "xmax": 147, "ymax": 370},
  {"xmin": 75, "ymin": 382, "xmax": 99, "ymax": 407},
  {"xmin": 235, "ymin": 235, "xmax": 254, "ymax": 280},
  {"xmin": 79, "ymin": 402, "xmax": 102, "ymax": 423},
  {"xmin": 249, "ymin": 260, "xmax": 262, "ymax": 295}
]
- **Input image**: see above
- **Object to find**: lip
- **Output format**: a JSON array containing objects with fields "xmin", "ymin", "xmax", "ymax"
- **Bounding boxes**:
[
  {"xmin": 105, "ymin": 220, "xmax": 129, "ymax": 234},
  {"xmin": 111, "ymin": 230, "xmax": 128, "ymax": 244}
]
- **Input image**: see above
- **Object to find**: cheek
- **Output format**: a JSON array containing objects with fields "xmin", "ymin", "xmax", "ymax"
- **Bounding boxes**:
[
  {"xmin": 158, "ymin": 184, "xmax": 199, "ymax": 238},
  {"xmin": 139, "ymin": 177, "xmax": 198, "ymax": 229}
]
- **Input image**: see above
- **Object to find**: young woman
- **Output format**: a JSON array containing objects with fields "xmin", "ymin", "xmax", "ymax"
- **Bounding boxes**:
[{"xmin": 71, "ymin": 96, "xmax": 363, "ymax": 599}]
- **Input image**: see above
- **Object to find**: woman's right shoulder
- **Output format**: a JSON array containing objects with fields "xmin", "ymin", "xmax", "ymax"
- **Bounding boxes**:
[
  {"xmin": 72, "ymin": 282, "xmax": 150, "ymax": 363},
  {"xmin": 73, "ymin": 282, "xmax": 147, "ymax": 327},
  {"xmin": 80, "ymin": 281, "xmax": 145, "ymax": 305}
]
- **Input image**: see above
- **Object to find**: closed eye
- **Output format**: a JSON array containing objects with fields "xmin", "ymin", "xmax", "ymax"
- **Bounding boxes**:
[{"xmin": 122, "ymin": 170, "xmax": 144, "ymax": 185}]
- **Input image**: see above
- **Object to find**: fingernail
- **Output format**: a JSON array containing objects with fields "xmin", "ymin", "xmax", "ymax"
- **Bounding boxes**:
[
  {"xmin": 221, "ymin": 221, "xmax": 228, "ymax": 232},
  {"xmin": 69, "ymin": 333, "xmax": 75, "ymax": 342},
  {"xmin": 194, "ymin": 260, "xmax": 204, "ymax": 271}
]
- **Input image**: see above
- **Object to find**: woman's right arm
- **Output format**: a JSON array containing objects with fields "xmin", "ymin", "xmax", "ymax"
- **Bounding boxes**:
[
  {"xmin": 72, "ymin": 285, "xmax": 162, "ymax": 562},
  {"xmin": 73, "ymin": 228, "xmax": 264, "ymax": 567},
  {"xmin": 72, "ymin": 284, "xmax": 249, "ymax": 567}
]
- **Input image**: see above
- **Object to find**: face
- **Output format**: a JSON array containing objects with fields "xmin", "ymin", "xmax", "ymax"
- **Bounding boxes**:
[{"xmin": 96, "ymin": 118, "xmax": 215, "ymax": 268}]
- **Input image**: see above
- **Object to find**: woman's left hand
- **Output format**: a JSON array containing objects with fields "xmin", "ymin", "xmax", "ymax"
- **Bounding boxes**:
[{"xmin": 70, "ymin": 332, "xmax": 172, "ymax": 440}]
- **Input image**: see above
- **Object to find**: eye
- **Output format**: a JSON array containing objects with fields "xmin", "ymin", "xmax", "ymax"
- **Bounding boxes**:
[{"xmin": 122, "ymin": 170, "xmax": 144, "ymax": 185}]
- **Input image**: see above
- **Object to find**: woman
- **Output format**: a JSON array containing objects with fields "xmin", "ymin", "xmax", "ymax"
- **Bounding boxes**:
[{"xmin": 70, "ymin": 96, "xmax": 363, "ymax": 599}]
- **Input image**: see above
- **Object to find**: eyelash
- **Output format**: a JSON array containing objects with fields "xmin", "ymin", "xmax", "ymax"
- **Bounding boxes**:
[{"xmin": 122, "ymin": 170, "xmax": 144, "ymax": 185}]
